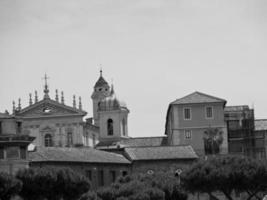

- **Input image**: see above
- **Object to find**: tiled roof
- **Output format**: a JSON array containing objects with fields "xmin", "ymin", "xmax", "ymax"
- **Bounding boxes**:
[
  {"xmin": 29, "ymin": 147, "xmax": 130, "ymax": 164},
  {"xmin": 96, "ymin": 136, "xmax": 168, "ymax": 148},
  {"xmin": 255, "ymin": 119, "xmax": 267, "ymax": 131},
  {"xmin": 124, "ymin": 145, "xmax": 198, "ymax": 161},
  {"xmin": 171, "ymin": 91, "xmax": 226, "ymax": 105},
  {"xmin": 94, "ymin": 76, "xmax": 109, "ymax": 88}
]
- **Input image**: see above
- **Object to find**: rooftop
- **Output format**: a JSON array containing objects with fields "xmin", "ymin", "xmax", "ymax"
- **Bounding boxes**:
[
  {"xmin": 224, "ymin": 105, "xmax": 251, "ymax": 112},
  {"xmin": 171, "ymin": 91, "xmax": 226, "ymax": 105},
  {"xmin": 255, "ymin": 119, "xmax": 267, "ymax": 131},
  {"xmin": 124, "ymin": 145, "xmax": 198, "ymax": 161},
  {"xmin": 29, "ymin": 147, "xmax": 131, "ymax": 164},
  {"xmin": 96, "ymin": 136, "xmax": 168, "ymax": 148}
]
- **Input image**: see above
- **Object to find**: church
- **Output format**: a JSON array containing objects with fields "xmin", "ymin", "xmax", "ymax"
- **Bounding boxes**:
[{"xmin": 1, "ymin": 70, "xmax": 247, "ymax": 189}]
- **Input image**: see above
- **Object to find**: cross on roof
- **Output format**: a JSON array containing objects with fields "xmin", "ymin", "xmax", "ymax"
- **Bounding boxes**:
[{"xmin": 43, "ymin": 74, "xmax": 49, "ymax": 86}]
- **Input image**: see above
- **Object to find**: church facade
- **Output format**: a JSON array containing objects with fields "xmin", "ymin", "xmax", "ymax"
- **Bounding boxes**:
[{"xmin": 12, "ymin": 75, "xmax": 99, "ymax": 149}]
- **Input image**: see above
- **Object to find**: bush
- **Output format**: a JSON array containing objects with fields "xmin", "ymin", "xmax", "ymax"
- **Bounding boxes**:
[
  {"xmin": 16, "ymin": 167, "xmax": 91, "ymax": 200},
  {"xmin": 97, "ymin": 172, "xmax": 187, "ymax": 200},
  {"xmin": 0, "ymin": 172, "xmax": 22, "ymax": 200}
]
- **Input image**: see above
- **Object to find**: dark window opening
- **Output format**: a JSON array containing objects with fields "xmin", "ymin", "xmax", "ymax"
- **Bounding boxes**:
[
  {"xmin": 44, "ymin": 134, "xmax": 53, "ymax": 147},
  {"xmin": 0, "ymin": 147, "xmax": 4, "ymax": 159},
  {"xmin": 17, "ymin": 122, "xmax": 22, "ymax": 134},
  {"xmin": 6, "ymin": 147, "xmax": 19, "ymax": 159},
  {"xmin": 184, "ymin": 108, "xmax": 191, "ymax": 120},
  {"xmin": 0, "ymin": 121, "xmax": 2, "ymax": 134},
  {"xmin": 206, "ymin": 107, "xmax": 213, "ymax": 118},
  {"xmin": 107, "ymin": 119, "xmax": 113, "ymax": 136},
  {"xmin": 92, "ymin": 134, "xmax": 96, "ymax": 147},
  {"xmin": 86, "ymin": 170, "xmax": 92, "ymax": 180},
  {"xmin": 122, "ymin": 171, "xmax": 128, "ymax": 177},
  {"xmin": 122, "ymin": 119, "xmax": 126, "ymax": 136},
  {"xmin": 20, "ymin": 147, "xmax": 26, "ymax": 159},
  {"xmin": 98, "ymin": 170, "xmax": 104, "ymax": 186},
  {"xmin": 110, "ymin": 170, "xmax": 116, "ymax": 182},
  {"xmin": 67, "ymin": 132, "xmax": 73, "ymax": 146}
]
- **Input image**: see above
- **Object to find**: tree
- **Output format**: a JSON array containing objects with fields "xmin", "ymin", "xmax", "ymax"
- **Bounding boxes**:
[
  {"xmin": 0, "ymin": 172, "xmax": 22, "ymax": 200},
  {"xmin": 16, "ymin": 167, "xmax": 91, "ymax": 200},
  {"xmin": 97, "ymin": 172, "xmax": 187, "ymax": 200},
  {"xmin": 182, "ymin": 156, "xmax": 267, "ymax": 200},
  {"xmin": 203, "ymin": 128, "xmax": 223, "ymax": 155}
]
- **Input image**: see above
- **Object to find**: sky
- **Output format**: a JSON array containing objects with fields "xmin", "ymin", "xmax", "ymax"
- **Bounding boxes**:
[{"xmin": 0, "ymin": 0, "xmax": 266, "ymax": 137}]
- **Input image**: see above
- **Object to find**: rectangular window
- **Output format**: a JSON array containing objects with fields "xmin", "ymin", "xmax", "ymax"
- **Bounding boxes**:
[
  {"xmin": 98, "ymin": 170, "xmax": 104, "ymax": 186},
  {"xmin": 206, "ymin": 107, "xmax": 213, "ymax": 119},
  {"xmin": 6, "ymin": 147, "xmax": 19, "ymax": 159},
  {"xmin": 122, "ymin": 171, "xmax": 128, "ymax": 177},
  {"xmin": 20, "ymin": 147, "xmax": 26, "ymax": 159},
  {"xmin": 185, "ymin": 130, "xmax": 192, "ymax": 139},
  {"xmin": 86, "ymin": 170, "xmax": 92, "ymax": 180},
  {"xmin": 0, "ymin": 147, "xmax": 4, "ymax": 159},
  {"xmin": 184, "ymin": 108, "xmax": 191, "ymax": 120},
  {"xmin": 16, "ymin": 122, "xmax": 22, "ymax": 134},
  {"xmin": 92, "ymin": 134, "xmax": 96, "ymax": 147},
  {"xmin": 110, "ymin": 170, "xmax": 116, "ymax": 183}
]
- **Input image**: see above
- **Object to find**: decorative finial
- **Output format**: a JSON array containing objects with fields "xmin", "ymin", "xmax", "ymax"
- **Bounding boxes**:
[
  {"xmin": 61, "ymin": 91, "xmax": 64, "ymax": 104},
  {"xmin": 34, "ymin": 90, "xmax": 38, "ymax": 103},
  {"xmin": 12, "ymin": 101, "xmax": 15, "ymax": 114},
  {"xmin": 18, "ymin": 98, "xmax": 21, "ymax": 111},
  {"xmin": 79, "ymin": 96, "xmax": 82, "ymax": 110},
  {"xmin": 29, "ymin": 93, "xmax": 33, "ymax": 105},
  {"xmin": 99, "ymin": 64, "xmax": 102, "ymax": 77},
  {"xmin": 73, "ymin": 95, "xmax": 76, "ymax": 108},
  {"xmin": 42, "ymin": 74, "xmax": 50, "ymax": 99},
  {"xmin": 55, "ymin": 89, "xmax": 59, "ymax": 102}
]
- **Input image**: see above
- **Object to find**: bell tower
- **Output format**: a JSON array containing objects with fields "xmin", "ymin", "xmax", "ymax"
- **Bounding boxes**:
[
  {"xmin": 91, "ymin": 70, "xmax": 110, "ymax": 126},
  {"xmin": 98, "ymin": 85, "xmax": 129, "ymax": 142}
]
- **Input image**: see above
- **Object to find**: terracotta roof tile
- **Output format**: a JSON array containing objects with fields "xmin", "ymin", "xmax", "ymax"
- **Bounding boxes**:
[
  {"xmin": 29, "ymin": 147, "xmax": 130, "ymax": 164},
  {"xmin": 96, "ymin": 137, "xmax": 168, "ymax": 148},
  {"xmin": 124, "ymin": 145, "xmax": 198, "ymax": 161}
]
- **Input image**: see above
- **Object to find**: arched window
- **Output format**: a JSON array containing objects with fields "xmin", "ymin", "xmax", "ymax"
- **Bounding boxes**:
[
  {"xmin": 44, "ymin": 134, "xmax": 53, "ymax": 147},
  {"xmin": 107, "ymin": 119, "xmax": 113, "ymax": 136},
  {"xmin": 67, "ymin": 132, "xmax": 73, "ymax": 146},
  {"xmin": 122, "ymin": 118, "xmax": 126, "ymax": 136}
]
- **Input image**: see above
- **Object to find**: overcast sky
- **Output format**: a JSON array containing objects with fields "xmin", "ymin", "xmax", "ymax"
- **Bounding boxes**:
[{"xmin": 0, "ymin": 0, "xmax": 266, "ymax": 137}]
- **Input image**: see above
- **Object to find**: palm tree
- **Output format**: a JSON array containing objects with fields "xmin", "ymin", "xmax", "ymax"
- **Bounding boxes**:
[{"xmin": 203, "ymin": 128, "xmax": 223, "ymax": 155}]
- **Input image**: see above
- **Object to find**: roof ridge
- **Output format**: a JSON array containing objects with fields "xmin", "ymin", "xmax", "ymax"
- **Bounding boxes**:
[{"xmin": 125, "ymin": 145, "xmax": 192, "ymax": 149}]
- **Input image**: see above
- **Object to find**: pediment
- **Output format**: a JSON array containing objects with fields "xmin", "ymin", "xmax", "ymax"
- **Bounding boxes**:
[{"xmin": 16, "ymin": 99, "xmax": 87, "ymax": 118}]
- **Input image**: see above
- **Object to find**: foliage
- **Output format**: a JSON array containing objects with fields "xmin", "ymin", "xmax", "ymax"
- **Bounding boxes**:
[
  {"xmin": 203, "ymin": 128, "xmax": 223, "ymax": 155},
  {"xmin": 16, "ymin": 167, "xmax": 91, "ymax": 200},
  {"xmin": 79, "ymin": 191, "xmax": 97, "ymax": 200},
  {"xmin": 182, "ymin": 156, "xmax": 267, "ymax": 200},
  {"xmin": 0, "ymin": 172, "xmax": 22, "ymax": 200},
  {"xmin": 97, "ymin": 172, "xmax": 187, "ymax": 200}
]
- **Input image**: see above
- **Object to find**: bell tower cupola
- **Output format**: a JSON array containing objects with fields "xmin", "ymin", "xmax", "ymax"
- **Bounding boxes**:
[{"xmin": 91, "ymin": 70, "xmax": 110, "ymax": 125}]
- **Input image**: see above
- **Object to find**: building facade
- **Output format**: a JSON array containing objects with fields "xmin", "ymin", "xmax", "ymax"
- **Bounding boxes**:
[
  {"xmin": 225, "ymin": 106, "xmax": 266, "ymax": 159},
  {"xmin": 165, "ymin": 92, "xmax": 228, "ymax": 156},
  {"xmin": 0, "ymin": 112, "xmax": 34, "ymax": 174},
  {"xmin": 12, "ymin": 75, "xmax": 99, "ymax": 149}
]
